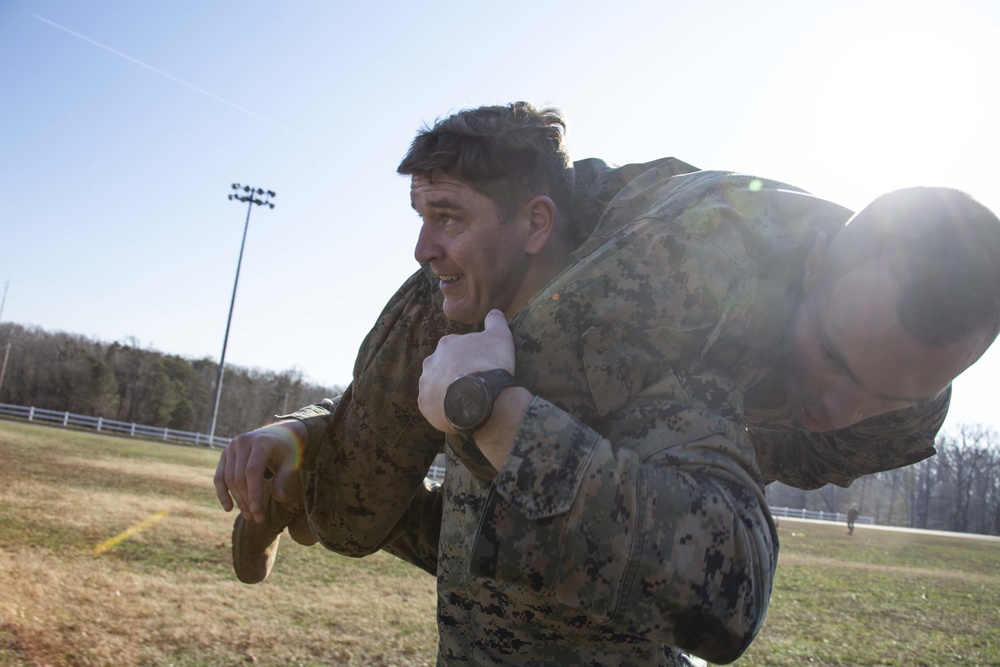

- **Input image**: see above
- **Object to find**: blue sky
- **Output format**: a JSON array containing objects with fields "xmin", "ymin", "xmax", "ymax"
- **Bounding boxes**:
[{"xmin": 2, "ymin": 0, "xmax": 999, "ymax": 434}]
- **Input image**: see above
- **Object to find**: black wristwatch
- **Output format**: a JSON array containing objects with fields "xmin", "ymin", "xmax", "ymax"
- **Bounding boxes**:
[{"xmin": 443, "ymin": 369, "xmax": 520, "ymax": 440}]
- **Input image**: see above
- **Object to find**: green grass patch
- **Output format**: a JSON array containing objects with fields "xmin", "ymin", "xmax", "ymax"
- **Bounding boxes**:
[{"xmin": 733, "ymin": 522, "xmax": 1000, "ymax": 666}]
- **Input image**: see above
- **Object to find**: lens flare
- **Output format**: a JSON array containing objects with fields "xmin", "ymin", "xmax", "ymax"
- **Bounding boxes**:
[{"xmin": 92, "ymin": 510, "xmax": 171, "ymax": 555}]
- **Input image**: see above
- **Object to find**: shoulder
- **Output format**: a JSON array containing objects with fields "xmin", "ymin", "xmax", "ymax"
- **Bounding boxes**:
[{"xmin": 568, "ymin": 156, "xmax": 700, "ymax": 246}]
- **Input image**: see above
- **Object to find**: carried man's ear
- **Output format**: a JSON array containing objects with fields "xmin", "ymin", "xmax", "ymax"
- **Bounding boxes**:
[{"xmin": 523, "ymin": 195, "xmax": 558, "ymax": 256}]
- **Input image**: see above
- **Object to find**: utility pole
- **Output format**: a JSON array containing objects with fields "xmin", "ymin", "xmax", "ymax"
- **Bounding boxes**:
[{"xmin": 208, "ymin": 184, "xmax": 275, "ymax": 446}]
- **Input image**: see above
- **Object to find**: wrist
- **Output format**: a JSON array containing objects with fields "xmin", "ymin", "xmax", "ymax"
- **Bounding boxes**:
[
  {"xmin": 268, "ymin": 420, "xmax": 307, "ymax": 468},
  {"xmin": 472, "ymin": 387, "xmax": 532, "ymax": 470}
]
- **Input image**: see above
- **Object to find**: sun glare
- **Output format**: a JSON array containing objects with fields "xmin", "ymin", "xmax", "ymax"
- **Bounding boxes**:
[{"xmin": 730, "ymin": 0, "xmax": 1000, "ymax": 212}]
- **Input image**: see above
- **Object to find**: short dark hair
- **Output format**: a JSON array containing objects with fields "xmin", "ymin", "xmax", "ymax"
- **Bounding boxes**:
[
  {"xmin": 831, "ymin": 186, "xmax": 1000, "ymax": 347},
  {"xmin": 397, "ymin": 101, "xmax": 574, "ymax": 223}
]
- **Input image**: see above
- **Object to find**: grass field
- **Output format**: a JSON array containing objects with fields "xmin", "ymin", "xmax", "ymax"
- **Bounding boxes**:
[{"xmin": 1, "ymin": 420, "xmax": 998, "ymax": 666}]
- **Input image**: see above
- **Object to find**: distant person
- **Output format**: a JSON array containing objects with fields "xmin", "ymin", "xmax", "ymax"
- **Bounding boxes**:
[
  {"xmin": 847, "ymin": 506, "xmax": 860, "ymax": 535},
  {"xmin": 216, "ymin": 102, "xmax": 1000, "ymax": 665}
]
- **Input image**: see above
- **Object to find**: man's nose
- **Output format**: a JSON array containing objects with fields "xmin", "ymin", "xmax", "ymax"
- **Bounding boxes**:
[{"xmin": 414, "ymin": 225, "xmax": 442, "ymax": 264}]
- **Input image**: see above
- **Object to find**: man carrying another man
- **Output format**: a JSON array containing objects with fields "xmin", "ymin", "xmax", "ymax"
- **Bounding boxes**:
[{"xmin": 216, "ymin": 102, "xmax": 1000, "ymax": 665}]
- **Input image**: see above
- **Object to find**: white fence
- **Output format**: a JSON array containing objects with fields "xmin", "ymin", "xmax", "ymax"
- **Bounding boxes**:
[
  {"xmin": 769, "ymin": 505, "xmax": 874, "ymax": 525},
  {"xmin": 0, "ymin": 402, "xmax": 228, "ymax": 448}
]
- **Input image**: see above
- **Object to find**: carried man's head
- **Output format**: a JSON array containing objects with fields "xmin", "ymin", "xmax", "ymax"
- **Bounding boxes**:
[
  {"xmin": 785, "ymin": 187, "xmax": 1000, "ymax": 432},
  {"xmin": 399, "ymin": 102, "xmax": 575, "ymax": 324}
]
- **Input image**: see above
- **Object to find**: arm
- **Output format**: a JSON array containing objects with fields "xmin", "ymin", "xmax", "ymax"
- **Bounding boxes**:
[
  {"xmin": 215, "ymin": 268, "xmax": 464, "ymax": 555},
  {"xmin": 479, "ymin": 390, "xmax": 775, "ymax": 664},
  {"xmin": 751, "ymin": 388, "xmax": 948, "ymax": 489},
  {"xmin": 379, "ymin": 477, "xmax": 443, "ymax": 575},
  {"xmin": 297, "ymin": 269, "xmax": 472, "ymax": 557}
]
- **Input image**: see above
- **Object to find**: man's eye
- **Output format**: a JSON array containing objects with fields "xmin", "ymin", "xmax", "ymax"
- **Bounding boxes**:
[{"xmin": 440, "ymin": 214, "xmax": 457, "ymax": 226}]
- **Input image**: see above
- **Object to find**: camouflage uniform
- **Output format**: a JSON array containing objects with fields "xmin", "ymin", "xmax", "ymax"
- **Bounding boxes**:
[
  {"xmin": 285, "ymin": 159, "xmax": 948, "ymax": 665},
  {"xmin": 747, "ymin": 394, "xmax": 946, "ymax": 489}
]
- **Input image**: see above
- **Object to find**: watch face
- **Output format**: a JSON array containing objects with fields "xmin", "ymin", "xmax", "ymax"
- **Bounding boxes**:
[{"xmin": 444, "ymin": 375, "xmax": 490, "ymax": 432}]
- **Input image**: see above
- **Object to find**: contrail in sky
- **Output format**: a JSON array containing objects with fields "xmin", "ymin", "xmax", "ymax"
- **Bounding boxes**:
[{"xmin": 32, "ymin": 14, "xmax": 301, "ymax": 137}]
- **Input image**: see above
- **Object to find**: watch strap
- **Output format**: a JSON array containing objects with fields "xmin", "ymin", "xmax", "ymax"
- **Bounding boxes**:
[{"xmin": 450, "ymin": 369, "xmax": 520, "ymax": 439}]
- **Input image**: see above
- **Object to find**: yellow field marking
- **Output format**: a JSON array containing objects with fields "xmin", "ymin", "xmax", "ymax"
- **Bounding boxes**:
[{"xmin": 92, "ymin": 510, "xmax": 170, "ymax": 555}]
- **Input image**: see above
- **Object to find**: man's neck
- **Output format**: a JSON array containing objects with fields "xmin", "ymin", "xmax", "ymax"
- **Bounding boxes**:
[{"xmin": 506, "ymin": 240, "xmax": 574, "ymax": 319}]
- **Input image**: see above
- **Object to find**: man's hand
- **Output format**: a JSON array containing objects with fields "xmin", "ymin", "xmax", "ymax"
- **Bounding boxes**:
[
  {"xmin": 418, "ymin": 310, "xmax": 516, "ymax": 433},
  {"xmin": 213, "ymin": 420, "xmax": 306, "ymax": 523},
  {"xmin": 419, "ymin": 310, "xmax": 531, "ymax": 470}
]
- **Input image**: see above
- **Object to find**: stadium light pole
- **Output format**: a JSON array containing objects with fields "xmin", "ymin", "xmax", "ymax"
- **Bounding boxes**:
[{"xmin": 208, "ymin": 184, "xmax": 276, "ymax": 446}]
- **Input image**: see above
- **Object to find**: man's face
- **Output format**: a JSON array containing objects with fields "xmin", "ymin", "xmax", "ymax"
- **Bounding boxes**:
[
  {"xmin": 411, "ymin": 173, "xmax": 535, "ymax": 324},
  {"xmin": 783, "ymin": 253, "xmax": 985, "ymax": 433}
]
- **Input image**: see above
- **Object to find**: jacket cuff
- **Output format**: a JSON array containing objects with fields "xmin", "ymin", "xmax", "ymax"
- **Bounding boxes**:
[{"xmin": 275, "ymin": 396, "xmax": 341, "ymax": 471}]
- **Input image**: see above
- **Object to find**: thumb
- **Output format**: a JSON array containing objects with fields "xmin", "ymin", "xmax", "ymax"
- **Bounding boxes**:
[{"xmin": 483, "ymin": 309, "xmax": 509, "ymax": 330}]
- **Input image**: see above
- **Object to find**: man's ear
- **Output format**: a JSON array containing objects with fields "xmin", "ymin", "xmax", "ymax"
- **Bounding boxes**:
[
  {"xmin": 523, "ymin": 195, "xmax": 557, "ymax": 255},
  {"xmin": 803, "ymin": 231, "xmax": 829, "ymax": 293}
]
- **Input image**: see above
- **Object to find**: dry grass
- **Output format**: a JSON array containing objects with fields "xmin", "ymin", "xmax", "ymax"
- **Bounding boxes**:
[
  {"xmin": 0, "ymin": 420, "xmax": 438, "ymax": 667},
  {"xmin": 3, "ymin": 419, "xmax": 999, "ymax": 666}
]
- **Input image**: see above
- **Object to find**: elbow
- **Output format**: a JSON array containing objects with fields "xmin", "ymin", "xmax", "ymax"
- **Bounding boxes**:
[
  {"xmin": 304, "ymin": 490, "xmax": 401, "ymax": 558},
  {"xmin": 672, "ymin": 603, "xmax": 763, "ymax": 664},
  {"xmin": 671, "ymin": 550, "xmax": 773, "ymax": 664},
  {"xmin": 307, "ymin": 512, "xmax": 388, "ymax": 558},
  {"xmin": 318, "ymin": 540, "xmax": 380, "ymax": 559},
  {"xmin": 311, "ymin": 526, "xmax": 383, "ymax": 558}
]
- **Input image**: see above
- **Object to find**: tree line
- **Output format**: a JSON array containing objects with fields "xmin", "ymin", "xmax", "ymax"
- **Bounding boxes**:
[
  {"xmin": 0, "ymin": 322, "xmax": 344, "ymax": 439},
  {"xmin": 766, "ymin": 423, "xmax": 1000, "ymax": 537}
]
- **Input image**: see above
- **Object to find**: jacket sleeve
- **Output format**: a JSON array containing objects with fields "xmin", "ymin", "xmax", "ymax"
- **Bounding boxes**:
[
  {"xmin": 752, "ymin": 388, "xmax": 948, "ymax": 489},
  {"xmin": 467, "ymin": 376, "xmax": 777, "ymax": 664},
  {"xmin": 282, "ymin": 269, "xmax": 471, "ymax": 557},
  {"xmin": 278, "ymin": 397, "xmax": 339, "ymax": 458},
  {"xmin": 380, "ymin": 477, "xmax": 443, "ymax": 576}
]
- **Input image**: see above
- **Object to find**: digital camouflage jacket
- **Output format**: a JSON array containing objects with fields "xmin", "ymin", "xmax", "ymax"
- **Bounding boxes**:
[{"xmin": 284, "ymin": 158, "xmax": 948, "ymax": 666}]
